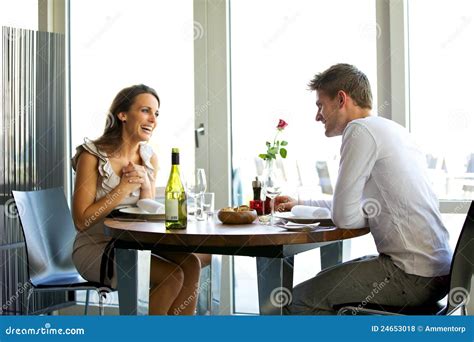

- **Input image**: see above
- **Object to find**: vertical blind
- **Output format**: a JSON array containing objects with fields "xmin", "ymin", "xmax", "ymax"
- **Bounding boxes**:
[{"xmin": 1, "ymin": 26, "xmax": 68, "ymax": 315}]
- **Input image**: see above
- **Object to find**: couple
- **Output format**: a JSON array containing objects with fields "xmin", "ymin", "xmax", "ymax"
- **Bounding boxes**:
[{"xmin": 71, "ymin": 64, "xmax": 452, "ymax": 315}]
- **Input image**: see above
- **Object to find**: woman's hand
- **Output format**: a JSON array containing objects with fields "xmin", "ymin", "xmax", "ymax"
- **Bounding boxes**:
[
  {"xmin": 119, "ymin": 162, "xmax": 146, "ymax": 194},
  {"xmin": 122, "ymin": 162, "xmax": 152, "ymax": 191},
  {"xmin": 274, "ymin": 195, "xmax": 297, "ymax": 212}
]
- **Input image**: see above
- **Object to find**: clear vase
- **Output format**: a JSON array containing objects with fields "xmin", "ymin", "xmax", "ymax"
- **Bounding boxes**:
[{"xmin": 261, "ymin": 159, "xmax": 282, "ymax": 226}]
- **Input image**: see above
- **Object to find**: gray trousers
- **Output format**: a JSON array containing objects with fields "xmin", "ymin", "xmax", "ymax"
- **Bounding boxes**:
[{"xmin": 285, "ymin": 254, "xmax": 449, "ymax": 315}]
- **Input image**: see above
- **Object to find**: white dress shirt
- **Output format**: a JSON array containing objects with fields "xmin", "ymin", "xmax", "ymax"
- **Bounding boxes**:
[{"xmin": 308, "ymin": 116, "xmax": 452, "ymax": 277}]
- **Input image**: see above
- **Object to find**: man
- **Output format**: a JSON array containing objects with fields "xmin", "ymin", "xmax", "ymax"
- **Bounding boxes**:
[{"xmin": 276, "ymin": 63, "xmax": 452, "ymax": 315}]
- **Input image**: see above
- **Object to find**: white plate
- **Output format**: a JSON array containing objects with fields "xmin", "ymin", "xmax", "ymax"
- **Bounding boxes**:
[
  {"xmin": 275, "ymin": 222, "xmax": 321, "ymax": 231},
  {"xmin": 274, "ymin": 212, "xmax": 331, "ymax": 224},
  {"xmin": 119, "ymin": 207, "xmax": 165, "ymax": 216}
]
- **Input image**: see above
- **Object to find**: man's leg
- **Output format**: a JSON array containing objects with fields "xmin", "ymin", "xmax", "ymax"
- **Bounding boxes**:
[{"xmin": 285, "ymin": 254, "xmax": 445, "ymax": 315}]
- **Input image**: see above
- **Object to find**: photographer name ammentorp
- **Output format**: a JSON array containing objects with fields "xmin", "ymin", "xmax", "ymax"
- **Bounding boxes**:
[{"xmin": 424, "ymin": 326, "xmax": 466, "ymax": 333}]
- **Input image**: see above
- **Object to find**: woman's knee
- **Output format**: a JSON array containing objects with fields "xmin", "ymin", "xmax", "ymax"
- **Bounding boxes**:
[
  {"xmin": 196, "ymin": 253, "xmax": 212, "ymax": 268},
  {"xmin": 150, "ymin": 257, "xmax": 185, "ymax": 288},
  {"xmin": 179, "ymin": 254, "xmax": 201, "ymax": 274},
  {"xmin": 170, "ymin": 265, "xmax": 185, "ymax": 285}
]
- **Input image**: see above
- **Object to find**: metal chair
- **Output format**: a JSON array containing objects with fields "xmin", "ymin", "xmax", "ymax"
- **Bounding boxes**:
[
  {"xmin": 12, "ymin": 187, "xmax": 113, "ymax": 315},
  {"xmin": 337, "ymin": 200, "xmax": 474, "ymax": 316}
]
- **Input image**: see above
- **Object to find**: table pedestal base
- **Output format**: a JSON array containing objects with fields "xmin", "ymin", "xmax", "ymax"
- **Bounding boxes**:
[{"xmin": 116, "ymin": 248, "xmax": 151, "ymax": 315}]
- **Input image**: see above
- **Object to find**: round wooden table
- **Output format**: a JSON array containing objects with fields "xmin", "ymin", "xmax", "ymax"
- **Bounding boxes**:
[
  {"xmin": 105, "ymin": 218, "xmax": 369, "ymax": 252},
  {"xmin": 104, "ymin": 218, "xmax": 370, "ymax": 315}
]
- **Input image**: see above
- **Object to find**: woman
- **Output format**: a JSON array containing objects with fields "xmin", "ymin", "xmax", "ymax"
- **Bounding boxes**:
[{"xmin": 72, "ymin": 84, "xmax": 201, "ymax": 315}]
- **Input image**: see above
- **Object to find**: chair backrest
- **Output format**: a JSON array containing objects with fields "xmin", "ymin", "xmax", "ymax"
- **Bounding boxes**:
[
  {"xmin": 466, "ymin": 153, "xmax": 474, "ymax": 173},
  {"xmin": 447, "ymin": 201, "xmax": 474, "ymax": 313},
  {"xmin": 426, "ymin": 154, "xmax": 438, "ymax": 169},
  {"xmin": 12, "ymin": 187, "xmax": 79, "ymax": 286},
  {"xmin": 316, "ymin": 161, "xmax": 333, "ymax": 195}
]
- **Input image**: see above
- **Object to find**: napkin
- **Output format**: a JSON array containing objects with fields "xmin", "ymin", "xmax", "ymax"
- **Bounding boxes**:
[
  {"xmin": 291, "ymin": 205, "xmax": 331, "ymax": 219},
  {"xmin": 137, "ymin": 199, "xmax": 165, "ymax": 214}
]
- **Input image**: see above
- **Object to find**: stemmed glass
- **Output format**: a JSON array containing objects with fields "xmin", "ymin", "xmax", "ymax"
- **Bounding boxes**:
[
  {"xmin": 261, "ymin": 160, "xmax": 283, "ymax": 226},
  {"xmin": 185, "ymin": 168, "xmax": 207, "ymax": 220}
]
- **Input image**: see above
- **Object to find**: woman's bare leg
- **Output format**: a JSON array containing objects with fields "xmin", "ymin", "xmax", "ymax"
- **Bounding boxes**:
[
  {"xmin": 159, "ymin": 252, "xmax": 201, "ymax": 315},
  {"xmin": 148, "ymin": 255, "xmax": 184, "ymax": 315},
  {"xmin": 196, "ymin": 253, "xmax": 212, "ymax": 268}
]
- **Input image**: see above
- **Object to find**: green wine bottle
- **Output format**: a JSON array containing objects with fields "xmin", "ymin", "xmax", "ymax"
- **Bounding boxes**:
[{"xmin": 165, "ymin": 148, "xmax": 187, "ymax": 229}]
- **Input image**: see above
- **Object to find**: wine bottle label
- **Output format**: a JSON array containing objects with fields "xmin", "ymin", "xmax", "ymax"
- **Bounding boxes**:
[{"xmin": 165, "ymin": 199, "xmax": 179, "ymax": 221}]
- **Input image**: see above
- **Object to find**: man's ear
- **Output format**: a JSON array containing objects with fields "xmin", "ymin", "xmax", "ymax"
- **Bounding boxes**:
[{"xmin": 337, "ymin": 90, "xmax": 347, "ymax": 108}]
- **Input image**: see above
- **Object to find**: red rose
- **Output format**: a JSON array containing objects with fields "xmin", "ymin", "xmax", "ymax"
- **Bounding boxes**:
[{"xmin": 277, "ymin": 119, "xmax": 288, "ymax": 130}]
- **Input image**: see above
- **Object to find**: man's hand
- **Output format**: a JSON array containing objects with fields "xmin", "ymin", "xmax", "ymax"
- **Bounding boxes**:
[{"xmin": 274, "ymin": 195, "xmax": 297, "ymax": 212}]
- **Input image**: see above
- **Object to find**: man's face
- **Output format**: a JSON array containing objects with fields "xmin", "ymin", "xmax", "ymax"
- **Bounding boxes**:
[{"xmin": 315, "ymin": 90, "xmax": 344, "ymax": 137}]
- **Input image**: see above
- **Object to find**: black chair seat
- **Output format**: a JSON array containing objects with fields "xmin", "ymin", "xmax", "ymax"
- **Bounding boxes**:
[
  {"xmin": 334, "ymin": 301, "xmax": 443, "ymax": 315},
  {"xmin": 35, "ymin": 281, "xmax": 113, "ymax": 291}
]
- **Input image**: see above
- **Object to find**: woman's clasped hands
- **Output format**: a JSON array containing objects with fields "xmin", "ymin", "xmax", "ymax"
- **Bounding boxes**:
[{"xmin": 120, "ymin": 161, "xmax": 152, "ymax": 192}]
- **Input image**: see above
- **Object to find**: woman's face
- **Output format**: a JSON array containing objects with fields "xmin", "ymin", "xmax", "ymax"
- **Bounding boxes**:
[{"xmin": 121, "ymin": 93, "xmax": 160, "ymax": 142}]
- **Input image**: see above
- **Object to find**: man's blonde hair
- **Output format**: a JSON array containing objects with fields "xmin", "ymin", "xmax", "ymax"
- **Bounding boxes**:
[{"xmin": 309, "ymin": 63, "xmax": 372, "ymax": 109}]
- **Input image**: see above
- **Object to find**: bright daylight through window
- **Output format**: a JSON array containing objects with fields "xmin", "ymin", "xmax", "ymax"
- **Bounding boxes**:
[
  {"xmin": 408, "ymin": 0, "xmax": 474, "ymax": 201},
  {"xmin": 70, "ymin": 0, "xmax": 195, "ymax": 187},
  {"xmin": 230, "ymin": 0, "xmax": 377, "ymax": 314}
]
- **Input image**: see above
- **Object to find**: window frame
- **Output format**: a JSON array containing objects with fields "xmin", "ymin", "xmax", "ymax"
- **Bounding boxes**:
[
  {"xmin": 60, "ymin": 0, "xmax": 470, "ymax": 314},
  {"xmin": 378, "ymin": 0, "xmax": 470, "ymax": 213}
]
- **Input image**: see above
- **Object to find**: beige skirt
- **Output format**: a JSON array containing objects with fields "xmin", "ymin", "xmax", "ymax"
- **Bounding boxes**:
[{"xmin": 72, "ymin": 223, "xmax": 117, "ymax": 288}]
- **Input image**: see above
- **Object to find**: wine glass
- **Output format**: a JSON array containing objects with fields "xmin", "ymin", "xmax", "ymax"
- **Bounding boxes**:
[
  {"xmin": 185, "ymin": 168, "xmax": 207, "ymax": 220},
  {"xmin": 261, "ymin": 160, "xmax": 283, "ymax": 226}
]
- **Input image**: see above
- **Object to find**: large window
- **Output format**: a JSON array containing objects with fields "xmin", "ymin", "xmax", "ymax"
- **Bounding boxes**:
[
  {"xmin": 70, "ymin": 0, "xmax": 195, "ymax": 306},
  {"xmin": 70, "ymin": 0, "xmax": 195, "ymax": 186},
  {"xmin": 408, "ymin": 0, "xmax": 474, "ymax": 200},
  {"xmin": 230, "ymin": 0, "xmax": 377, "ymax": 314}
]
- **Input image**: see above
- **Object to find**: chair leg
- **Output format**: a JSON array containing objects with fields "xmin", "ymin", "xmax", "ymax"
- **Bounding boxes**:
[
  {"xmin": 98, "ymin": 290, "xmax": 105, "ymax": 316},
  {"xmin": 84, "ymin": 290, "xmax": 90, "ymax": 315},
  {"xmin": 26, "ymin": 288, "xmax": 34, "ymax": 315}
]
